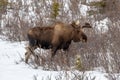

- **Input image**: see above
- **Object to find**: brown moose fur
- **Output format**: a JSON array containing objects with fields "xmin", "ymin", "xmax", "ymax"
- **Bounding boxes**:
[{"xmin": 25, "ymin": 21, "xmax": 92, "ymax": 63}]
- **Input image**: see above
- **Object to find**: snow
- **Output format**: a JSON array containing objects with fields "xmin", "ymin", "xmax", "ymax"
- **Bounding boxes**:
[
  {"xmin": 80, "ymin": 5, "xmax": 89, "ymax": 16},
  {"xmin": 0, "ymin": 39, "xmax": 119, "ymax": 80},
  {"xmin": 93, "ymin": 18, "xmax": 110, "ymax": 33}
]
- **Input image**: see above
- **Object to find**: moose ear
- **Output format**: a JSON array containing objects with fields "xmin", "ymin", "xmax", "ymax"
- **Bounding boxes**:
[
  {"xmin": 71, "ymin": 20, "xmax": 81, "ymax": 29},
  {"xmin": 75, "ymin": 20, "xmax": 80, "ymax": 26},
  {"xmin": 71, "ymin": 20, "xmax": 80, "ymax": 26},
  {"xmin": 82, "ymin": 22, "xmax": 92, "ymax": 28}
]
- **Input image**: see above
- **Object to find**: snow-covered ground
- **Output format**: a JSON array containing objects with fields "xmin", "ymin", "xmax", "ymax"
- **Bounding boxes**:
[{"xmin": 0, "ymin": 39, "xmax": 119, "ymax": 80}]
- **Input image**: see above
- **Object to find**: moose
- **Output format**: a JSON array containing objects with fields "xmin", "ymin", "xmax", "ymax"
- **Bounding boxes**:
[{"xmin": 25, "ymin": 21, "xmax": 92, "ymax": 63}]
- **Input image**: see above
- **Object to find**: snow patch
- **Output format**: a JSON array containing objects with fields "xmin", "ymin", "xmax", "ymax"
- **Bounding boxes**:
[{"xmin": 0, "ymin": 39, "xmax": 119, "ymax": 80}]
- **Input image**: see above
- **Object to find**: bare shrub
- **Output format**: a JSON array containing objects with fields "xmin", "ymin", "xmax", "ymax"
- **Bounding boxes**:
[
  {"xmin": 0, "ymin": 0, "xmax": 86, "ymax": 41},
  {"xmin": 1, "ymin": 0, "xmax": 120, "ymax": 76}
]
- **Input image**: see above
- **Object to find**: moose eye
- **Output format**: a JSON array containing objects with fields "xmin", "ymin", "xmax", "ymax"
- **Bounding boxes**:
[{"xmin": 77, "ymin": 30, "xmax": 80, "ymax": 33}]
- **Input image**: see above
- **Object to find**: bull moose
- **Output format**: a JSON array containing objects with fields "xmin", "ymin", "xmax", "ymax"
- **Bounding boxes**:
[{"xmin": 25, "ymin": 21, "xmax": 92, "ymax": 63}]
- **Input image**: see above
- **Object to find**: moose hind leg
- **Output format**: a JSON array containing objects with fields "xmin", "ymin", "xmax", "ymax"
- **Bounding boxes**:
[
  {"xmin": 29, "ymin": 46, "xmax": 40, "ymax": 65},
  {"xmin": 25, "ymin": 46, "xmax": 36, "ymax": 63},
  {"xmin": 25, "ymin": 51, "xmax": 31, "ymax": 63},
  {"xmin": 25, "ymin": 46, "xmax": 32, "ymax": 63}
]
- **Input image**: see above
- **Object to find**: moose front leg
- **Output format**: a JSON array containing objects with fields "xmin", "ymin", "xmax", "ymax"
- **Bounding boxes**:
[{"xmin": 51, "ymin": 47, "xmax": 58, "ymax": 58}]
